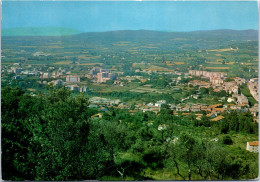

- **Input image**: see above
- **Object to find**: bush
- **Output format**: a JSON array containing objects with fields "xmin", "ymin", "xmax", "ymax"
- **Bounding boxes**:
[{"xmin": 222, "ymin": 135, "xmax": 233, "ymax": 145}]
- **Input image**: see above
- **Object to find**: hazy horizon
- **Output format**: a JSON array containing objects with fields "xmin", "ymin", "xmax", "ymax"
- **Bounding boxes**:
[{"xmin": 2, "ymin": 1, "xmax": 259, "ymax": 33}]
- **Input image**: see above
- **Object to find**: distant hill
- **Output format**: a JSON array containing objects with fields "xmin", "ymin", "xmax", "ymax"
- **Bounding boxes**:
[
  {"xmin": 2, "ymin": 27, "xmax": 82, "ymax": 36},
  {"xmin": 2, "ymin": 29, "xmax": 258, "ymax": 50},
  {"xmin": 63, "ymin": 29, "xmax": 258, "ymax": 50},
  {"xmin": 72, "ymin": 29, "xmax": 258, "ymax": 42}
]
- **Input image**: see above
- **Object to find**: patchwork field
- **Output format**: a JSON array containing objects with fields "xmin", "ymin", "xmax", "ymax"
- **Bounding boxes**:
[{"xmin": 54, "ymin": 61, "xmax": 72, "ymax": 65}]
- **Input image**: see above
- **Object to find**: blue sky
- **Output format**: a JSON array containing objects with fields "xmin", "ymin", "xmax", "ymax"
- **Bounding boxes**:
[{"xmin": 2, "ymin": 1, "xmax": 259, "ymax": 32}]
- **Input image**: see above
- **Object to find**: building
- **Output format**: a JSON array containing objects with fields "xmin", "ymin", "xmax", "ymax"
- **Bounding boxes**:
[
  {"xmin": 210, "ymin": 115, "xmax": 224, "ymax": 122},
  {"xmin": 248, "ymin": 79, "xmax": 259, "ymax": 102},
  {"xmin": 97, "ymin": 72, "xmax": 116, "ymax": 83},
  {"xmin": 11, "ymin": 67, "xmax": 22, "ymax": 74},
  {"xmin": 90, "ymin": 67, "xmax": 101, "ymax": 75},
  {"xmin": 246, "ymin": 141, "xmax": 259, "ymax": 153},
  {"xmin": 210, "ymin": 77, "xmax": 224, "ymax": 85},
  {"xmin": 189, "ymin": 70, "xmax": 226, "ymax": 78},
  {"xmin": 155, "ymin": 100, "xmax": 167, "ymax": 107},
  {"xmin": 66, "ymin": 75, "xmax": 80, "ymax": 83},
  {"xmin": 158, "ymin": 124, "xmax": 168, "ymax": 131},
  {"xmin": 190, "ymin": 105, "xmax": 201, "ymax": 112},
  {"xmin": 67, "ymin": 84, "xmax": 80, "ymax": 91},
  {"xmin": 237, "ymin": 94, "xmax": 249, "ymax": 105},
  {"xmin": 42, "ymin": 72, "xmax": 51, "ymax": 78},
  {"xmin": 52, "ymin": 79, "xmax": 65, "ymax": 86},
  {"xmin": 80, "ymin": 86, "xmax": 88, "ymax": 93}
]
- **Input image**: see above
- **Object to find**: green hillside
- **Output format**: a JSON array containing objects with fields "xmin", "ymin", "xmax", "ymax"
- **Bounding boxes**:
[{"xmin": 2, "ymin": 27, "xmax": 82, "ymax": 36}]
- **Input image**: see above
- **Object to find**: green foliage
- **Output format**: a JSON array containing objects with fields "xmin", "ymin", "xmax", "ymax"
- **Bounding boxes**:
[
  {"xmin": 222, "ymin": 135, "xmax": 233, "ymax": 145},
  {"xmin": 2, "ymin": 87, "xmax": 90, "ymax": 180},
  {"xmin": 2, "ymin": 86, "xmax": 258, "ymax": 180},
  {"xmin": 220, "ymin": 111, "xmax": 257, "ymax": 134}
]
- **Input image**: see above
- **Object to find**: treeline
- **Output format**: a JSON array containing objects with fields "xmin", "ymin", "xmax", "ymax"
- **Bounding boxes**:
[{"xmin": 220, "ymin": 111, "xmax": 258, "ymax": 134}]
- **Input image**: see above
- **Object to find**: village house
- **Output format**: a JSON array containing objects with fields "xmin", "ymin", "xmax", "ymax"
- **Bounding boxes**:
[
  {"xmin": 80, "ymin": 86, "xmax": 88, "ymax": 93},
  {"xmin": 51, "ymin": 79, "xmax": 65, "ymax": 86},
  {"xmin": 223, "ymin": 81, "xmax": 239, "ymax": 94},
  {"xmin": 234, "ymin": 77, "xmax": 246, "ymax": 85},
  {"xmin": 227, "ymin": 97, "xmax": 235, "ymax": 103},
  {"xmin": 190, "ymin": 105, "xmax": 201, "ymax": 112},
  {"xmin": 236, "ymin": 94, "xmax": 249, "ymax": 105},
  {"xmin": 11, "ymin": 67, "xmax": 23, "ymax": 74},
  {"xmin": 182, "ymin": 106, "xmax": 190, "ymax": 112},
  {"xmin": 201, "ymin": 105, "xmax": 212, "ymax": 112},
  {"xmin": 42, "ymin": 72, "xmax": 51, "ymax": 78},
  {"xmin": 246, "ymin": 141, "xmax": 259, "ymax": 153},
  {"xmin": 210, "ymin": 115, "xmax": 224, "ymax": 122},
  {"xmin": 210, "ymin": 77, "xmax": 224, "ymax": 85},
  {"xmin": 155, "ymin": 100, "xmax": 167, "ymax": 107},
  {"xmin": 176, "ymin": 106, "xmax": 182, "ymax": 112},
  {"xmin": 67, "ymin": 84, "xmax": 80, "ymax": 91},
  {"xmin": 158, "ymin": 124, "xmax": 168, "ymax": 131}
]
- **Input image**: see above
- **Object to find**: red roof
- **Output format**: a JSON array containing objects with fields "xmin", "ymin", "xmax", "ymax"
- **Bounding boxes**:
[{"xmin": 248, "ymin": 141, "xmax": 259, "ymax": 146}]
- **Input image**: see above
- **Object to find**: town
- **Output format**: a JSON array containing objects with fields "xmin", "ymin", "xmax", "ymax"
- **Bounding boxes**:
[
  {"xmin": 2, "ymin": 62, "xmax": 259, "ymax": 122},
  {"xmin": 2, "ymin": 29, "xmax": 259, "ymax": 180}
]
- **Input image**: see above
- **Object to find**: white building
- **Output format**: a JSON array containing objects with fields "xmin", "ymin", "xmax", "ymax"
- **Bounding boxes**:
[
  {"xmin": 66, "ymin": 75, "xmax": 80, "ymax": 83},
  {"xmin": 246, "ymin": 141, "xmax": 259, "ymax": 153},
  {"xmin": 42, "ymin": 72, "xmax": 51, "ymax": 78}
]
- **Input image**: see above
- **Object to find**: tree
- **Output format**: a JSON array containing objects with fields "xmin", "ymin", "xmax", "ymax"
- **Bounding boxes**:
[
  {"xmin": 222, "ymin": 135, "xmax": 233, "ymax": 145},
  {"xmin": 2, "ymin": 87, "xmax": 91, "ymax": 180}
]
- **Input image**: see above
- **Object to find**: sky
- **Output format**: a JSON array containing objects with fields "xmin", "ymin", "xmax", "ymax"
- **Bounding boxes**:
[{"xmin": 2, "ymin": 1, "xmax": 259, "ymax": 32}]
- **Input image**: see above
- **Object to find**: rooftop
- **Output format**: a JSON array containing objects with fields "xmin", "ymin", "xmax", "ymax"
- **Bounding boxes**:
[{"xmin": 248, "ymin": 141, "xmax": 259, "ymax": 146}]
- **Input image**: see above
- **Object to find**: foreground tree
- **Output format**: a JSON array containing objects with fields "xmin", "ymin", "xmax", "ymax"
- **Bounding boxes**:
[{"xmin": 2, "ymin": 87, "xmax": 90, "ymax": 180}]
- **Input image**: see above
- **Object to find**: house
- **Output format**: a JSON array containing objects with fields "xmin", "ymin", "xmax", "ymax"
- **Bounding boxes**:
[
  {"xmin": 211, "ymin": 104, "xmax": 222, "ymax": 109},
  {"xmin": 227, "ymin": 97, "xmax": 235, "ymax": 103},
  {"xmin": 212, "ymin": 107, "xmax": 225, "ymax": 113},
  {"xmin": 191, "ymin": 105, "xmax": 201, "ymax": 112},
  {"xmin": 210, "ymin": 77, "xmax": 224, "ymax": 85},
  {"xmin": 206, "ymin": 113, "xmax": 216, "ymax": 118},
  {"xmin": 195, "ymin": 114, "xmax": 203, "ymax": 120},
  {"xmin": 201, "ymin": 106, "xmax": 212, "ymax": 112},
  {"xmin": 52, "ymin": 79, "xmax": 65, "ymax": 86},
  {"xmin": 158, "ymin": 124, "xmax": 168, "ymax": 131},
  {"xmin": 80, "ymin": 86, "xmax": 88, "ymax": 93},
  {"xmin": 67, "ymin": 84, "xmax": 80, "ymax": 91},
  {"xmin": 13, "ymin": 75, "xmax": 22, "ymax": 80},
  {"xmin": 147, "ymin": 121, "xmax": 154, "ymax": 126},
  {"xmin": 210, "ymin": 115, "xmax": 224, "ymax": 122},
  {"xmin": 182, "ymin": 106, "xmax": 190, "ymax": 112},
  {"xmin": 155, "ymin": 100, "xmax": 167, "ymax": 107},
  {"xmin": 147, "ymin": 102, "xmax": 154, "ymax": 107},
  {"xmin": 11, "ymin": 67, "xmax": 22, "ymax": 74},
  {"xmin": 42, "ymin": 72, "xmax": 51, "ymax": 78},
  {"xmin": 237, "ymin": 94, "xmax": 249, "ymax": 105},
  {"xmin": 246, "ymin": 141, "xmax": 259, "ymax": 153},
  {"xmin": 176, "ymin": 106, "xmax": 182, "ymax": 112}
]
